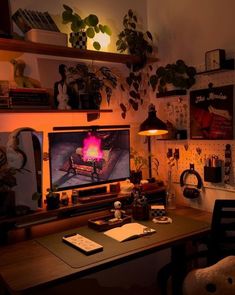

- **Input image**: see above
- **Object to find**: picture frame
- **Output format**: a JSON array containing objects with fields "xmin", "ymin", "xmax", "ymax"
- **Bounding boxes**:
[{"xmin": 190, "ymin": 85, "xmax": 234, "ymax": 140}]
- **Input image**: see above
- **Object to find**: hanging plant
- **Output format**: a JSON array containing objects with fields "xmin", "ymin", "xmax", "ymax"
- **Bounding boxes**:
[
  {"xmin": 119, "ymin": 64, "xmax": 153, "ymax": 119},
  {"xmin": 116, "ymin": 9, "xmax": 153, "ymax": 71},
  {"xmin": 149, "ymin": 60, "xmax": 196, "ymax": 96}
]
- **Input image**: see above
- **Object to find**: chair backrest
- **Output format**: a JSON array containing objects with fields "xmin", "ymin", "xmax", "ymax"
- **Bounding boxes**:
[{"xmin": 208, "ymin": 199, "xmax": 235, "ymax": 264}]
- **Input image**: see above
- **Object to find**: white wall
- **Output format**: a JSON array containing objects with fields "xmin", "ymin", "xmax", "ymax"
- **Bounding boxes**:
[
  {"xmin": 147, "ymin": 0, "xmax": 235, "ymax": 66},
  {"xmin": 148, "ymin": 0, "xmax": 235, "ymax": 212}
]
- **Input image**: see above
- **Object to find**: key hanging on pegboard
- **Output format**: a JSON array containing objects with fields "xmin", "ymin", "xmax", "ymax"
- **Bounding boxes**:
[{"xmin": 224, "ymin": 144, "xmax": 232, "ymax": 184}]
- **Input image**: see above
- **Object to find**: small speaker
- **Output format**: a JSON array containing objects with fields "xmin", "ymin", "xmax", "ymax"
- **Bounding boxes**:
[
  {"xmin": 78, "ymin": 186, "xmax": 107, "ymax": 197},
  {"xmin": 109, "ymin": 183, "xmax": 120, "ymax": 193}
]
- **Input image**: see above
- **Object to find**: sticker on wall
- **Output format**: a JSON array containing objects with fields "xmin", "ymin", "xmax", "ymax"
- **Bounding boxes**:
[{"xmin": 190, "ymin": 85, "xmax": 234, "ymax": 140}]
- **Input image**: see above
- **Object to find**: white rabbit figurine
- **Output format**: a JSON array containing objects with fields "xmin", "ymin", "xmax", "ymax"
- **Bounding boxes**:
[{"xmin": 57, "ymin": 83, "xmax": 71, "ymax": 110}]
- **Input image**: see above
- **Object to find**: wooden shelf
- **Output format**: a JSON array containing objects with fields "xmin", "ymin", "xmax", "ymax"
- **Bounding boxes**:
[
  {"xmin": 0, "ymin": 108, "xmax": 112, "ymax": 113},
  {"xmin": 197, "ymin": 59, "xmax": 234, "ymax": 75},
  {"xmin": 0, "ymin": 37, "xmax": 158, "ymax": 64},
  {"xmin": 156, "ymin": 89, "xmax": 187, "ymax": 98}
]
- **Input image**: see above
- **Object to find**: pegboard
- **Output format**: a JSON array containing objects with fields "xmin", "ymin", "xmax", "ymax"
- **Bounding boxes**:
[{"xmin": 154, "ymin": 67, "xmax": 235, "ymax": 193}]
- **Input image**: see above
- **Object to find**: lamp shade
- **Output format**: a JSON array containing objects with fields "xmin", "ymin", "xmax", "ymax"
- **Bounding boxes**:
[{"xmin": 138, "ymin": 104, "xmax": 168, "ymax": 136}]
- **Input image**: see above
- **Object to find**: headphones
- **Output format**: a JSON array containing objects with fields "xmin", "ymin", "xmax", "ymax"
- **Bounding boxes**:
[
  {"xmin": 6, "ymin": 127, "xmax": 35, "ymax": 170},
  {"xmin": 180, "ymin": 164, "xmax": 202, "ymax": 199}
]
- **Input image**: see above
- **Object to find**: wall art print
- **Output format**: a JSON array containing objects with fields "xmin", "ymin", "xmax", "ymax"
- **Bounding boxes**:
[{"xmin": 190, "ymin": 84, "xmax": 234, "ymax": 140}]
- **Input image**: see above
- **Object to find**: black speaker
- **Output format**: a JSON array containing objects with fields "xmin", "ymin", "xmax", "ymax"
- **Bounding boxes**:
[{"xmin": 78, "ymin": 186, "xmax": 107, "ymax": 197}]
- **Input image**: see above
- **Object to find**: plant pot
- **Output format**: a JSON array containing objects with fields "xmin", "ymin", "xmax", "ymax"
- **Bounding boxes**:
[
  {"xmin": 46, "ymin": 193, "xmax": 60, "ymax": 210},
  {"xmin": 70, "ymin": 32, "xmax": 87, "ymax": 49},
  {"xmin": 130, "ymin": 171, "xmax": 142, "ymax": 184},
  {"xmin": 79, "ymin": 92, "xmax": 101, "ymax": 110},
  {"xmin": 0, "ymin": 190, "xmax": 15, "ymax": 216},
  {"xmin": 132, "ymin": 203, "xmax": 149, "ymax": 220}
]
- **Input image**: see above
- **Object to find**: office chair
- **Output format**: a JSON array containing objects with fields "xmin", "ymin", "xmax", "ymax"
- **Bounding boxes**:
[{"xmin": 157, "ymin": 199, "xmax": 235, "ymax": 295}]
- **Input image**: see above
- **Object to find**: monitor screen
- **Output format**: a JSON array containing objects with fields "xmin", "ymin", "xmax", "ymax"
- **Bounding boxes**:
[{"xmin": 48, "ymin": 129, "xmax": 130, "ymax": 191}]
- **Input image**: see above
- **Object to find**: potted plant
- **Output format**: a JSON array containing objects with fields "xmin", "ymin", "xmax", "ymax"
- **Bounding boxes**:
[
  {"xmin": 149, "ymin": 59, "xmax": 196, "ymax": 96},
  {"xmin": 116, "ymin": 9, "xmax": 153, "ymax": 71},
  {"xmin": 67, "ymin": 63, "xmax": 117, "ymax": 107},
  {"xmin": 62, "ymin": 4, "xmax": 112, "ymax": 50},
  {"xmin": 46, "ymin": 188, "xmax": 60, "ymax": 210},
  {"xmin": 130, "ymin": 148, "xmax": 148, "ymax": 184}
]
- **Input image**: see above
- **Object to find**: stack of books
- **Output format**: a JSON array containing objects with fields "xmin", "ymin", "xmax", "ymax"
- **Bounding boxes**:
[
  {"xmin": 9, "ymin": 88, "xmax": 51, "ymax": 109},
  {"xmin": 12, "ymin": 8, "xmax": 59, "ymax": 34}
]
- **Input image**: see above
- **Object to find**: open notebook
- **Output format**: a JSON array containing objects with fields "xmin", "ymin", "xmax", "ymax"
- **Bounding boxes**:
[{"xmin": 104, "ymin": 222, "xmax": 156, "ymax": 242}]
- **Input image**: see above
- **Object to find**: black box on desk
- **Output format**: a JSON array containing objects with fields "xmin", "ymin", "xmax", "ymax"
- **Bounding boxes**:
[{"xmin": 204, "ymin": 166, "xmax": 222, "ymax": 183}]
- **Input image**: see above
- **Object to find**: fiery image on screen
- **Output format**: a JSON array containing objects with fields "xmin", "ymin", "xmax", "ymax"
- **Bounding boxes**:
[{"xmin": 48, "ymin": 130, "xmax": 130, "ymax": 191}]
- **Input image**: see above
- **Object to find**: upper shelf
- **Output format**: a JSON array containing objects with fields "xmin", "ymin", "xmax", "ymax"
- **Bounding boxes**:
[{"xmin": 0, "ymin": 38, "xmax": 158, "ymax": 64}]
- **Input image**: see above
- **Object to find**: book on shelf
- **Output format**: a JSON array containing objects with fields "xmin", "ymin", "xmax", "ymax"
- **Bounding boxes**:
[
  {"xmin": 12, "ymin": 8, "xmax": 32, "ymax": 33},
  {"xmin": 0, "ymin": 96, "xmax": 10, "ymax": 108},
  {"xmin": 44, "ymin": 11, "xmax": 60, "ymax": 32},
  {"xmin": 9, "ymin": 88, "xmax": 50, "ymax": 107},
  {"xmin": 12, "ymin": 8, "xmax": 60, "ymax": 33},
  {"xmin": 103, "ymin": 222, "xmax": 156, "ymax": 242},
  {"xmin": 9, "ymin": 87, "xmax": 49, "ymax": 94},
  {"xmin": 28, "ymin": 10, "xmax": 44, "ymax": 30}
]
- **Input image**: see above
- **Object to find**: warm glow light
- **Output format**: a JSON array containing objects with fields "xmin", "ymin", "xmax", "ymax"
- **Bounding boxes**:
[
  {"xmin": 82, "ymin": 134, "xmax": 103, "ymax": 161},
  {"xmin": 138, "ymin": 129, "xmax": 168, "ymax": 136},
  {"xmin": 93, "ymin": 32, "xmax": 110, "ymax": 50}
]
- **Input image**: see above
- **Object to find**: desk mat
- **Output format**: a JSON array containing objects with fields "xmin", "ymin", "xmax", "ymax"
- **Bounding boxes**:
[{"xmin": 36, "ymin": 213, "xmax": 209, "ymax": 269}]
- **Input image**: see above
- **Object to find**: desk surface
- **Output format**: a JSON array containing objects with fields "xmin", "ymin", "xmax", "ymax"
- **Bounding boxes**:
[{"xmin": 0, "ymin": 206, "xmax": 211, "ymax": 295}]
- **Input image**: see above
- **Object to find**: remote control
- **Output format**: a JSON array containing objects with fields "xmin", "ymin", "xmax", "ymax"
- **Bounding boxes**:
[{"xmin": 62, "ymin": 233, "xmax": 103, "ymax": 255}]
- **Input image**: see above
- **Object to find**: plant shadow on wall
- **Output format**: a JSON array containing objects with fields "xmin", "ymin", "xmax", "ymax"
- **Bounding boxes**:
[
  {"xmin": 116, "ymin": 9, "xmax": 154, "ymax": 119},
  {"xmin": 62, "ymin": 4, "xmax": 112, "ymax": 50},
  {"xmin": 149, "ymin": 60, "xmax": 196, "ymax": 97}
]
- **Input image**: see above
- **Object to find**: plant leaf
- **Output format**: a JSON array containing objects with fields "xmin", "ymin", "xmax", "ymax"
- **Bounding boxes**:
[
  {"xmin": 93, "ymin": 41, "xmax": 101, "ymax": 50},
  {"xmin": 129, "ymin": 90, "xmax": 138, "ymax": 98},
  {"xmin": 86, "ymin": 27, "xmax": 95, "ymax": 38},
  {"xmin": 87, "ymin": 14, "xmax": 99, "ymax": 26},
  {"xmin": 146, "ymin": 31, "xmax": 153, "ymax": 40},
  {"xmin": 103, "ymin": 25, "xmax": 112, "ymax": 36},
  {"xmin": 129, "ymin": 98, "xmax": 138, "ymax": 110}
]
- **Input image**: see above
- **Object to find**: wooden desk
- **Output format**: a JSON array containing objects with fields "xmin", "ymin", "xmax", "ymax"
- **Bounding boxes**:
[{"xmin": 0, "ymin": 207, "xmax": 211, "ymax": 295}]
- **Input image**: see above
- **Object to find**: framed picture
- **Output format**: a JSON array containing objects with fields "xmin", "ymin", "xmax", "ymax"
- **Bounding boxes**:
[{"xmin": 190, "ymin": 85, "xmax": 234, "ymax": 139}]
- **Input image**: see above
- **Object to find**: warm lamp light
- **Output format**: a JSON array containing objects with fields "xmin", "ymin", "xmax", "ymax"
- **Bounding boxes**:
[
  {"xmin": 92, "ymin": 32, "xmax": 110, "ymax": 50},
  {"xmin": 138, "ymin": 104, "xmax": 168, "ymax": 179},
  {"xmin": 138, "ymin": 104, "xmax": 168, "ymax": 136}
]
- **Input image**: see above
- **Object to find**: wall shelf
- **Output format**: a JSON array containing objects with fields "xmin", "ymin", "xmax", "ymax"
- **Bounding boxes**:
[
  {"xmin": 197, "ymin": 59, "xmax": 234, "ymax": 75},
  {"xmin": 156, "ymin": 89, "xmax": 187, "ymax": 98},
  {"xmin": 0, "ymin": 108, "xmax": 112, "ymax": 113},
  {"xmin": 0, "ymin": 38, "xmax": 158, "ymax": 64}
]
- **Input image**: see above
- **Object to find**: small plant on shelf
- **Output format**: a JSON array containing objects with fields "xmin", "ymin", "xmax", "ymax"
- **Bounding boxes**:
[
  {"xmin": 67, "ymin": 63, "xmax": 117, "ymax": 106},
  {"xmin": 149, "ymin": 60, "xmax": 196, "ymax": 96},
  {"xmin": 62, "ymin": 4, "xmax": 112, "ymax": 50},
  {"xmin": 130, "ymin": 147, "xmax": 148, "ymax": 184}
]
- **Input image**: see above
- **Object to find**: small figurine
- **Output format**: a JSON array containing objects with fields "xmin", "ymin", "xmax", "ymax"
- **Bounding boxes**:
[
  {"xmin": 111, "ymin": 201, "xmax": 125, "ymax": 220},
  {"xmin": 11, "ymin": 59, "xmax": 41, "ymax": 88}
]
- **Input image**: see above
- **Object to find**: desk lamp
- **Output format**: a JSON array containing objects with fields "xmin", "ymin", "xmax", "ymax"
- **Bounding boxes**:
[{"xmin": 138, "ymin": 104, "xmax": 168, "ymax": 179}]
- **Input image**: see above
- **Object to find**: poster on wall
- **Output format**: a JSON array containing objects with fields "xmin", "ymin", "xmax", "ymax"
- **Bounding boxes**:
[{"xmin": 190, "ymin": 85, "xmax": 234, "ymax": 139}]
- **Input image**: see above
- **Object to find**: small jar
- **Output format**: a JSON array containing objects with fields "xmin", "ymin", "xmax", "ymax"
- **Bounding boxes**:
[
  {"xmin": 71, "ymin": 190, "xmax": 79, "ymax": 204},
  {"xmin": 61, "ymin": 192, "xmax": 69, "ymax": 206},
  {"xmin": 166, "ymin": 191, "xmax": 176, "ymax": 209}
]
